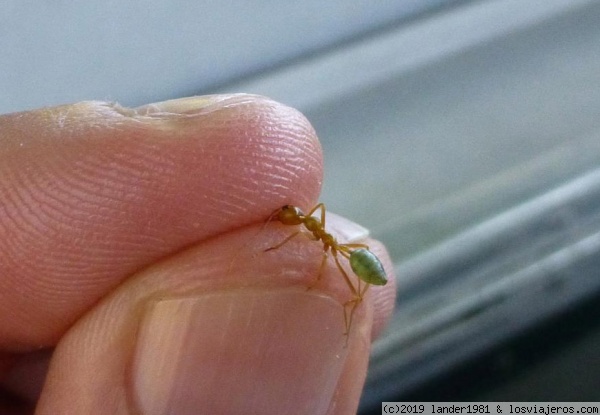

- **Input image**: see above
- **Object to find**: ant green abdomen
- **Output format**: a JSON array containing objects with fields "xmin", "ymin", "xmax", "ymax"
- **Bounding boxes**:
[{"xmin": 349, "ymin": 248, "xmax": 387, "ymax": 286}]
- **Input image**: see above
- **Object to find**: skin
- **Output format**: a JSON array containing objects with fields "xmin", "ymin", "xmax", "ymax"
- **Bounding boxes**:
[{"xmin": 0, "ymin": 94, "xmax": 396, "ymax": 414}]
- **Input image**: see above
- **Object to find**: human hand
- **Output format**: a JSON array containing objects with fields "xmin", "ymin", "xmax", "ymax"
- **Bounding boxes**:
[{"xmin": 0, "ymin": 95, "xmax": 396, "ymax": 414}]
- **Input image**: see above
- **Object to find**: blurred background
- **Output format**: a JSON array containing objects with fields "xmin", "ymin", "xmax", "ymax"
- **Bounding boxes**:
[{"xmin": 3, "ymin": 0, "xmax": 600, "ymax": 411}]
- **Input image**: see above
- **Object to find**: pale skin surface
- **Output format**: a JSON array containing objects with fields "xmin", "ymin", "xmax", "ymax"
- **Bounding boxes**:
[{"xmin": 0, "ymin": 94, "xmax": 396, "ymax": 415}]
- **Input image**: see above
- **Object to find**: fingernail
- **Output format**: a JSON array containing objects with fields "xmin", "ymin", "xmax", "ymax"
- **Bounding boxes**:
[
  {"xmin": 131, "ymin": 289, "xmax": 349, "ymax": 415},
  {"xmin": 135, "ymin": 93, "xmax": 260, "ymax": 116},
  {"xmin": 326, "ymin": 212, "xmax": 370, "ymax": 243}
]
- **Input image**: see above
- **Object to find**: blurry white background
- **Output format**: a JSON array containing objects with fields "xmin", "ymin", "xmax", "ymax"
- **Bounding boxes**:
[{"xmin": 1, "ymin": 0, "xmax": 454, "ymax": 113}]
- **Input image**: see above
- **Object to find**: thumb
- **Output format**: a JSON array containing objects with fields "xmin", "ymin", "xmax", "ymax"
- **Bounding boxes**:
[{"xmin": 36, "ymin": 217, "xmax": 394, "ymax": 415}]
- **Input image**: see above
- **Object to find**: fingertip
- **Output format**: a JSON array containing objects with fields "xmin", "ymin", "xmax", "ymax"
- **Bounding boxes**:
[{"xmin": 0, "ymin": 94, "xmax": 323, "ymax": 350}]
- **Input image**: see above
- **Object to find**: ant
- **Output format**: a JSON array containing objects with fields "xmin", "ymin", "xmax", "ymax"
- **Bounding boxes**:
[{"xmin": 264, "ymin": 203, "xmax": 388, "ymax": 336}]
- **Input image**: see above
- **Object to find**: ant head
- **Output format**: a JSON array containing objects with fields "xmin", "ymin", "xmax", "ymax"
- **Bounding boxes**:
[{"xmin": 277, "ymin": 205, "xmax": 305, "ymax": 225}]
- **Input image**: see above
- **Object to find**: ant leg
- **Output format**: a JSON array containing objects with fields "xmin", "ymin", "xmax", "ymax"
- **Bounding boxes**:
[
  {"xmin": 332, "ymin": 250, "xmax": 364, "ymax": 336},
  {"xmin": 264, "ymin": 231, "xmax": 301, "ymax": 252},
  {"xmin": 338, "ymin": 243, "xmax": 370, "ymax": 250},
  {"xmin": 345, "ymin": 282, "xmax": 372, "ymax": 336},
  {"xmin": 337, "ymin": 243, "xmax": 372, "ymax": 296},
  {"xmin": 307, "ymin": 202, "xmax": 325, "ymax": 217},
  {"xmin": 360, "ymin": 281, "xmax": 371, "ymax": 298},
  {"xmin": 332, "ymin": 250, "xmax": 359, "ymax": 297},
  {"xmin": 307, "ymin": 203, "xmax": 326, "ymax": 226},
  {"xmin": 307, "ymin": 248, "xmax": 329, "ymax": 290},
  {"xmin": 337, "ymin": 248, "xmax": 374, "ymax": 303},
  {"xmin": 343, "ymin": 297, "xmax": 362, "ymax": 337},
  {"xmin": 336, "ymin": 247, "xmax": 363, "ymax": 295}
]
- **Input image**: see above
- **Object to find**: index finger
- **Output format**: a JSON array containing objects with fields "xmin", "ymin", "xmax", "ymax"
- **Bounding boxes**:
[{"xmin": 0, "ymin": 94, "xmax": 323, "ymax": 350}]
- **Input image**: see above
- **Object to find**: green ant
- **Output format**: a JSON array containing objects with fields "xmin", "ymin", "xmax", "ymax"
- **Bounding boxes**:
[{"xmin": 264, "ymin": 203, "xmax": 388, "ymax": 336}]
